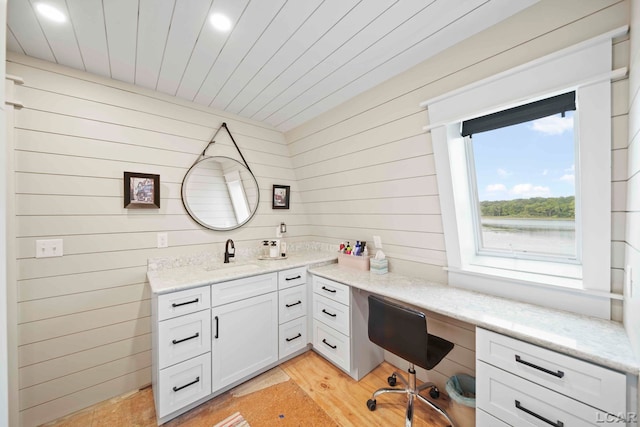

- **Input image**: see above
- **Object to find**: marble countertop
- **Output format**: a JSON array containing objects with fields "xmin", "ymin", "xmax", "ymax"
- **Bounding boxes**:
[
  {"xmin": 147, "ymin": 250, "xmax": 338, "ymax": 294},
  {"xmin": 309, "ymin": 263, "xmax": 640, "ymax": 375}
]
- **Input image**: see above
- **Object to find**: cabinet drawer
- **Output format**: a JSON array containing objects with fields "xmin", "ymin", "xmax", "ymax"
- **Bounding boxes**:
[
  {"xmin": 313, "ymin": 293, "xmax": 349, "ymax": 336},
  {"xmin": 279, "ymin": 316, "xmax": 308, "ymax": 359},
  {"xmin": 313, "ymin": 319, "xmax": 350, "ymax": 373},
  {"xmin": 157, "ymin": 286, "xmax": 210, "ymax": 321},
  {"xmin": 157, "ymin": 352, "xmax": 211, "ymax": 418},
  {"xmin": 278, "ymin": 267, "xmax": 307, "ymax": 290},
  {"xmin": 477, "ymin": 409, "xmax": 510, "ymax": 426},
  {"xmin": 477, "ymin": 361, "xmax": 620, "ymax": 426},
  {"xmin": 476, "ymin": 328, "xmax": 626, "ymax": 415},
  {"xmin": 279, "ymin": 284, "xmax": 307, "ymax": 324},
  {"xmin": 313, "ymin": 276, "xmax": 350, "ymax": 306},
  {"xmin": 158, "ymin": 309, "xmax": 211, "ymax": 369},
  {"xmin": 211, "ymin": 272, "xmax": 277, "ymax": 307}
]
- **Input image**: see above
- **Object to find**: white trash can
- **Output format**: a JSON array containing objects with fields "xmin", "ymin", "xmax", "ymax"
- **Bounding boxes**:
[{"xmin": 445, "ymin": 374, "xmax": 476, "ymax": 427}]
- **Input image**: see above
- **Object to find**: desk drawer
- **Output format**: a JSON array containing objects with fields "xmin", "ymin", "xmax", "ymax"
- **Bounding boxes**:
[
  {"xmin": 476, "ymin": 328, "xmax": 626, "ymax": 415},
  {"xmin": 158, "ymin": 309, "xmax": 211, "ymax": 369},
  {"xmin": 278, "ymin": 267, "xmax": 307, "ymax": 290},
  {"xmin": 157, "ymin": 286, "xmax": 210, "ymax": 321},
  {"xmin": 211, "ymin": 273, "xmax": 277, "ymax": 307},
  {"xmin": 477, "ymin": 409, "xmax": 509, "ymax": 426},
  {"xmin": 157, "ymin": 352, "xmax": 211, "ymax": 418},
  {"xmin": 313, "ymin": 293, "xmax": 349, "ymax": 336},
  {"xmin": 313, "ymin": 276, "xmax": 349, "ymax": 306},
  {"xmin": 313, "ymin": 319, "xmax": 350, "ymax": 373},
  {"xmin": 477, "ymin": 361, "xmax": 620, "ymax": 426}
]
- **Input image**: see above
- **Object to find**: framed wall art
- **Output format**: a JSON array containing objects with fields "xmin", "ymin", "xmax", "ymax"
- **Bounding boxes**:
[
  {"xmin": 272, "ymin": 184, "xmax": 290, "ymax": 209},
  {"xmin": 124, "ymin": 172, "xmax": 160, "ymax": 208}
]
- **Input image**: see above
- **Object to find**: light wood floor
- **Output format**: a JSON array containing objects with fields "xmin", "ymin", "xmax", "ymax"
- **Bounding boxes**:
[{"xmin": 44, "ymin": 350, "xmax": 456, "ymax": 426}]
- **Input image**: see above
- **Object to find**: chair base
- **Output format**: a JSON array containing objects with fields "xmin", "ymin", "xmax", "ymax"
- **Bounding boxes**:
[{"xmin": 366, "ymin": 365, "xmax": 455, "ymax": 427}]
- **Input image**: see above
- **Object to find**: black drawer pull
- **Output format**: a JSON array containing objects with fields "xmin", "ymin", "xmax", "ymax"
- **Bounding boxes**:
[
  {"xmin": 214, "ymin": 316, "xmax": 219, "ymax": 339},
  {"xmin": 286, "ymin": 300, "xmax": 302, "ymax": 308},
  {"xmin": 322, "ymin": 338, "xmax": 337, "ymax": 349},
  {"xmin": 322, "ymin": 309, "xmax": 336, "ymax": 317},
  {"xmin": 173, "ymin": 376, "xmax": 200, "ymax": 392},
  {"xmin": 515, "ymin": 400, "xmax": 564, "ymax": 427},
  {"xmin": 321, "ymin": 286, "xmax": 336, "ymax": 293},
  {"xmin": 515, "ymin": 355, "xmax": 565, "ymax": 378},
  {"xmin": 286, "ymin": 333, "xmax": 302, "ymax": 342},
  {"xmin": 285, "ymin": 275, "xmax": 301, "ymax": 281},
  {"xmin": 172, "ymin": 332, "xmax": 199, "ymax": 345},
  {"xmin": 171, "ymin": 298, "xmax": 199, "ymax": 308}
]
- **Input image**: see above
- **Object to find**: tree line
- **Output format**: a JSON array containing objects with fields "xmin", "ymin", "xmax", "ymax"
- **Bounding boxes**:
[{"xmin": 479, "ymin": 196, "xmax": 575, "ymax": 219}]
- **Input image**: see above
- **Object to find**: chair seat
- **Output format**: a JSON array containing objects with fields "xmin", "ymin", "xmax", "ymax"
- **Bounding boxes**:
[{"xmin": 426, "ymin": 333, "xmax": 454, "ymax": 370}]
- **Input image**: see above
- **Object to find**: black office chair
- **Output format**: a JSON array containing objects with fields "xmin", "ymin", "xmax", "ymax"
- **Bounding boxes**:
[{"xmin": 366, "ymin": 294, "xmax": 455, "ymax": 427}]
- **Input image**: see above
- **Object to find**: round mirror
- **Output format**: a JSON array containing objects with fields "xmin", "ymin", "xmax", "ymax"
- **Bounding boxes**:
[{"xmin": 181, "ymin": 156, "xmax": 260, "ymax": 231}]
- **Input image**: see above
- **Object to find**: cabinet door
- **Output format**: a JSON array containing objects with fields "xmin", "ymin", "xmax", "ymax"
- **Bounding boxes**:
[{"xmin": 211, "ymin": 292, "xmax": 278, "ymax": 392}]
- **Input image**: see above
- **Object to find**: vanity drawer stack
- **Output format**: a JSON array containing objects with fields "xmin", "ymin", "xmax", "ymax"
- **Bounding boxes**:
[
  {"xmin": 277, "ymin": 267, "xmax": 309, "ymax": 358},
  {"xmin": 476, "ymin": 328, "xmax": 627, "ymax": 426},
  {"xmin": 312, "ymin": 276, "xmax": 352, "ymax": 372},
  {"xmin": 153, "ymin": 286, "xmax": 212, "ymax": 420}
]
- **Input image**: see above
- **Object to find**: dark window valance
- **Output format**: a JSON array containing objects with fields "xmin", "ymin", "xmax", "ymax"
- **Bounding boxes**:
[{"xmin": 461, "ymin": 91, "xmax": 576, "ymax": 137}]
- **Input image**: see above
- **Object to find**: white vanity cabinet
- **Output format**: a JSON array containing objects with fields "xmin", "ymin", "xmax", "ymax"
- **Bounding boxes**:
[
  {"xmin": 152, "ymin": 286, "xmax": 212, "ymax": 421},
  {"xmin": 311, "ymin": 275, "xmax": 383, "ymax": 380},
  {"xmin": 277, "ymin": 267, "xmax": 309, "ymax": 358},
  {"xmin": 211, "ymin": 273, "xmax": 279, "ymax": 392},
  {"xmin": 476, "ymin": 328, "xmax": 628, "ymax": 426}
]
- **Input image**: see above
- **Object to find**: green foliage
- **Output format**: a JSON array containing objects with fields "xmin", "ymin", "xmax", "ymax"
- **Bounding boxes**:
[{"xmin": 479, "ymin": 196, "xmax": 575, "ymax": 219}]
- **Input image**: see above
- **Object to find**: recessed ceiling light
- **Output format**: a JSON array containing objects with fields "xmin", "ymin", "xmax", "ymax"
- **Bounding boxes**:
[
  {"xmin": 209, "ymin": 13, "xmax": 232, "ymax": 32},
  {"xmin": 35, "ymin": 2, "xmax": 67, "ymax": 23}
]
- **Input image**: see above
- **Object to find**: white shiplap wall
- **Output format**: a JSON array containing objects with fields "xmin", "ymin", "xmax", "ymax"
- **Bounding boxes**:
[
  {"xmin": 285, "ymin": 0, "xmax": 630, "ymax": 388},
  {"xmin": 7, "ymin": 52, "xmax": 306, "ymax": 427},
  {"xmin": 625, "ymin": 0, "xmax": 640, "ymax": 361}
]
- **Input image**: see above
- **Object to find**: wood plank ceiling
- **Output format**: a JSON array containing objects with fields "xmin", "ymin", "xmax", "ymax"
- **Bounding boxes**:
[{"xmin": 7, "ymin": 0, "xmax": 537, "ymax": 132}]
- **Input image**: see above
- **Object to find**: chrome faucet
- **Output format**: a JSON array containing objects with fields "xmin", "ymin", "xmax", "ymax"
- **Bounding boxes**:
[{"xmin": 224, "ymin": 239, "xmax": 235, "ymax": 263}]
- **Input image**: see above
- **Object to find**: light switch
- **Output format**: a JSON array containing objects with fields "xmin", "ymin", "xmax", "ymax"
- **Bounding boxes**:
[
  {"xmin": 373, "ymin": 235, "xmax": 382, "ymax": 249},
  {"xmin": 157, "ymin": 233, "xmax": 168, "ymax": 248},
  {"xmin": 36, "ymin": 239, "xmax": 63, "ymax": 258}
]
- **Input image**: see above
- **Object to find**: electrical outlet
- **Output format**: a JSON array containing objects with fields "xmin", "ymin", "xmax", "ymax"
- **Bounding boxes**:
[
  {"xmin": 373, "ymin": 235, "xmax": 382, "ymax": 249},
  {"xmin": 157, "ymin": 233, "xmax": 168, "ymax": 248},
  {"xmin": 36, "ymin": 239, "xmax": 63, "ymax": 258},
  {"xmin": 625, "ymin": 265, "xmax": 633, "ymax": 299}
]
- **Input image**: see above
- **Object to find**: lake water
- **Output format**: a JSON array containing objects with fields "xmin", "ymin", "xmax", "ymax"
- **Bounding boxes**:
[{"xmin": 480, "ymin": 218, "xmax": 575, "ymax": 257}]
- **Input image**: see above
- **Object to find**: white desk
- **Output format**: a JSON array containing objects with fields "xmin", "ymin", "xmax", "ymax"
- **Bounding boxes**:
[{"xmin": 308, "ymin": 263, "xmax": 639, "ymax": 375}]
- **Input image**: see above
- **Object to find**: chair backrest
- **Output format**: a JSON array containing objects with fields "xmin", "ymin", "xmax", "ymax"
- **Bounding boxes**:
[{"xmin": 368, "ymin": 294, "xmax": 429, "ymax": 368}]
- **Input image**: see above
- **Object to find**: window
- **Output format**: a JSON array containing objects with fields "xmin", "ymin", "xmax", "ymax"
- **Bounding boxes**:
[
  {"xmin": 463, "ymin": 93, "xmax": 578, "ymax": 261},
  {"xmin": 421, "ymin": 28, "xmax": 626, "ymax": 319}
]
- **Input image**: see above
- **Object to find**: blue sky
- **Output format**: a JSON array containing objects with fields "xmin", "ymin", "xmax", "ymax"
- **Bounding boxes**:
[{"xmin": 472, "ymin": 111, "xmax": 575, "ymax": 202}]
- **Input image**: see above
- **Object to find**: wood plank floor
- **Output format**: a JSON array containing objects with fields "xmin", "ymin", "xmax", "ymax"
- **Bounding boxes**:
[{"xmin": 44, "ymin": 350, "xmax": 458, "ymax": 426}]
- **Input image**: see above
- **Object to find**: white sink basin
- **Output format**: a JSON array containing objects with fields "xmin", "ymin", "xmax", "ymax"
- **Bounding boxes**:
[{"xmin": 204, "ymin": 263, "xmax": 261, "ymax": 274}]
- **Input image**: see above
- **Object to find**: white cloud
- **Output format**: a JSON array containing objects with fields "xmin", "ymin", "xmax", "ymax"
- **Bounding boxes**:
[
  {"xmin": 486, "ymin": 184, "xmax": 507, "ymax": 192},
  {"xmin": 559, "ymin": 174, "xmax": 575, "ymax": 183},
  {"xmin": 510, "ymin": 183, "xmax": 551, "ymax": 198},
  {"xmin": 530, "ymin": 115, "xmax": 573, "ymax": 135},
  {"xmin": 497, "ymin": 168, "xmax": 511, "ymax": 178}
]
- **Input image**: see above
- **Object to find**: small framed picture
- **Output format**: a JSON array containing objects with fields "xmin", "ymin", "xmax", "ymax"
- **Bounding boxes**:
[
  {"xmin": 272, "ymin": 185, "xmax": 290, "ymax": 209},
  {"xmin": 124, "ymin": 172, "xmax": 160, "ymax": 208}
]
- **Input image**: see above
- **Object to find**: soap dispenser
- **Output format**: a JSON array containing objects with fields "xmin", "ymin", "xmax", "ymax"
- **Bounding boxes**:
[{"xmin": 269, "ymin": 241, "xmax": 278, "ymax": 258}]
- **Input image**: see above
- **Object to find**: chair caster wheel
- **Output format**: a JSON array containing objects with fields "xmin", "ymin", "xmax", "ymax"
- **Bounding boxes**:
[
  {"xmin": 429, "ymin": 387, "xmax": 440, "ymax": 399},
  {"xmin": 387, "ymin": 374, "xmax": 397, "ymax": 386},
  {"xmin": 366, "ymin": 399, "xmax": 377, "ymax": 411}
]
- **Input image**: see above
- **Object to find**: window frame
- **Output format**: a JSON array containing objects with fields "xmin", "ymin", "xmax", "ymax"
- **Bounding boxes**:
[{"xmin": 421, "ymin": 27, "xmax": 626, "ymax": 319}]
